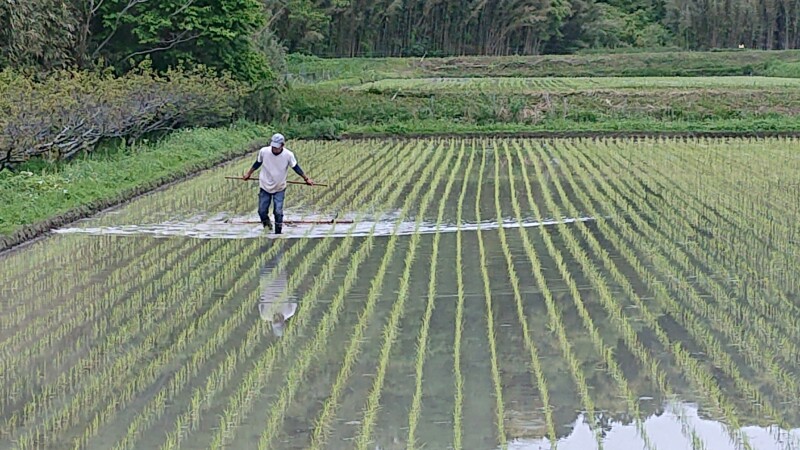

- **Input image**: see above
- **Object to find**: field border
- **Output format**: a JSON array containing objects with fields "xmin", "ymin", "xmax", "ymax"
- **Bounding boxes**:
[{"xmin": 338, "ymin": 130, "xmax": 800, "ymax": 140}]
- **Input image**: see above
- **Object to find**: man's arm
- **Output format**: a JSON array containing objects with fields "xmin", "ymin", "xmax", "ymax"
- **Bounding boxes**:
[
  {"xmin": 290, "ymin": 153, "xmax": 314, "ymax": 185},
  {"xmin": 243, "ymin": 151, "xmax": 263, "ymax": 179}
]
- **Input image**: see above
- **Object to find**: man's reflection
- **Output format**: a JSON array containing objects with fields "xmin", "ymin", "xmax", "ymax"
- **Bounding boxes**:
[{"xmin": 258, "ymin": 248, "xmax": 297, "ymax": 337}]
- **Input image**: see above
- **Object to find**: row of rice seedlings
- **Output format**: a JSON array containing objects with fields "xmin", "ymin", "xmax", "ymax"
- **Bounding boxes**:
[
  {"xmin": 645, "ymin": 141, "xmax": 800, "ymax": 318},
  {"xmin": 640, "ymin": 137, "xmax": 800, "ymax": 292},
  {"xmin": 471, "ymin": 143, "xmax": 507, "ymax": 448},
  {"xmin": 490, "ymin": 145, "xmax": 557, "ymax": 446},
  {"xmin": 158, "ymin": 227, "xmax": 347, "ymax": 449},
  {"xmin": 633, "ymin": 140, "xmax": 800, "ymax": 297},
  {"xmin": 1, "ymin": 235, "xmax": 132, "ymax": 329},
  {"xmin": 7, "ymin": 237, "xmax": 238, "ymax": 448},
  {"xmin": 307, "ymin": 139, "xmax": 452, "ymax": 450},
  {"xmin": 671, "ymin": 141, "xmax": 800, "ymax": 281},
  {"xmin": 677, "ymin": 138, "xmax": 799, "ymax": 226},
  {"xmin": 222, "ymin": 146, "xmax": 422, "ymax": 450},
  {"xmin": 132, "ymin": 141, "xmax": 412, "ymax": 450},
  {"xmin": 73, "ymin": 239, "xmax": 287, "ymax": 449},
  {"xmin": 451, "ymin": 142, "xmax": 476, "ymax": 450},
  {"xmin": 0, "ymin": 236, "xmax": 191, "ymax": 381},
  {"xmin": 307, "ymin": 141, "xmax": 395, "ymax": 218},
  {"xmin": 0, "ymin": 182, "xmax": 244, "ymax": 358},
  {"xmin": 0, "ymin": 237, "xmax": 193, "ymax": 420},
  {"xmin": 561, "ymin": 140, "xmax": 765, "ymax": 448},
  {"xmin": 591, "ymin": 140, "xmax": 798, "ymax": 445},
  {"xmin": 107, "ymin": 245, "xmax": 287, "ymax": 449},
  {"xmin": 596, "ymin": 140, "xmax": 800, "ymax": 402},
  {"xmin": 502, "ymin": 142, "xmax": 603, "ymax": 446},
  {"xmin": 210, "ymin": 140, "xmax": 437, "ymax": 449},
  {"xmin": 244, "ymin": 224, "xmax": 367, "ymax": 450},
  {"xmin": 529, "ymin": 139, "xmax": 693, "ymax": 448},
  {"xmin": 1, "ymin": 237, "xmax": 152, "ymax": 349},
  {"xmin": 7, "ymin": 236, "xmax": 253, "ymax": 446},
  {"xmin": 517, "ymin": 139, "xmax": 658, "ymax": 448},
  {"xmin": 405, "ymin": 140, "xmax": 465, "ymax": 449},
  {"xmin": 539, "ymin": 140, "xmax": 709, "ymax": 447},
  {"xmin": 114, "ymin": 217, "xmax": 347, "ymax": 447},
  {"xmin": 2, "ymin": 236, "xmax": 219, "ymax": 435},
  {"xmin": 349, "ymin": 141, "xmax": 456, "ymax": 450},
  {"xmin": 551, "ymin": 139, "xmax": 749, "ymax": 446},
  {"xmin": 612, "ymin": 140, "xmax": 800, "ymax": 353}
]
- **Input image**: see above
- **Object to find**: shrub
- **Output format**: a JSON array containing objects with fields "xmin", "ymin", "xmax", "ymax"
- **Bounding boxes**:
[{"xmin": 0, "ymin": 62, "xmax": 248, "ymax": 170}]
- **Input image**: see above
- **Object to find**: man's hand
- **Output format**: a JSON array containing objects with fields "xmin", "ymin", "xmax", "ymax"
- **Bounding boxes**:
[{"xmin": 304, "ymin": 176, "xmax": 315, "ymax": 186}]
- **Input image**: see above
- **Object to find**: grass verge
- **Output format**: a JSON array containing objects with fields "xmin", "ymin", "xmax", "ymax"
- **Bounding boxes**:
[{"xmin": 0, "ymin": 121, "xmax": 270, "ymax": 253}]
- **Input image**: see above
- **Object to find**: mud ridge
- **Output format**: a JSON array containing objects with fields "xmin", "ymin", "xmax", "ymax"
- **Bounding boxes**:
[{"xmin": 338, "ymin": 130, "xmax": 800, "ymax": 140}]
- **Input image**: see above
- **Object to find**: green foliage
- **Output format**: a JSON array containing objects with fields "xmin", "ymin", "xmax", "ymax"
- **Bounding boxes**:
[
  {"xmin": 0, "ymin": 0, "xmax": 78, "ymax": 71},
  {"xmin": 0, "ymin": 63, "xmax": 248, "ymax": 169},
  {"xmin": 92, "ymin": 0, "xmax": 272, "ymax": 83}
]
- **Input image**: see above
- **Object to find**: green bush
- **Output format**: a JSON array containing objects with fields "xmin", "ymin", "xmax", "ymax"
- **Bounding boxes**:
[{"xmin": 0, "ymin": 62, "xmax": 249, "ymax": 170}]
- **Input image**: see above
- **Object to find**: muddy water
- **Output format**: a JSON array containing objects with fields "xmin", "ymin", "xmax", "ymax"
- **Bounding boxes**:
[{"xmin": 2, "ymin": 140, "xmax": 800, "ymax": 450}]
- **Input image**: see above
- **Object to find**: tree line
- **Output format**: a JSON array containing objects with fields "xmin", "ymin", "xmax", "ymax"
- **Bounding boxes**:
[
  {"xmin": 271, "ymin": 0, "xmax": 800, "ymax": 56},
  {"xmin": 3, "ymin": 0, "xmax": 799, "ymax": 75}
]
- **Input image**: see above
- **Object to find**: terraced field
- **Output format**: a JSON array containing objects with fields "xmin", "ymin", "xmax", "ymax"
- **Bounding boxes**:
[
  {"xmin": 1, "ymin": 137, "xmax": 799, "ymax": 449},
  {"xmin": 352, "ymin": 76, "xmax": 800, "ymax": 94}
]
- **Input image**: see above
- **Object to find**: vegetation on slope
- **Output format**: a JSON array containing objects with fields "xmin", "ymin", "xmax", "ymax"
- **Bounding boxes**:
[{"xmin": 0, "ymin": 123, "xmax": 268, "ymax": 250}]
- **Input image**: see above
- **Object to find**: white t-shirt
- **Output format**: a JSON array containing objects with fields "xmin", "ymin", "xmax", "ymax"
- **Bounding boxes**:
[{"xmin": 257, "ymin": 147, "xmax": 298, "ymax": 193}]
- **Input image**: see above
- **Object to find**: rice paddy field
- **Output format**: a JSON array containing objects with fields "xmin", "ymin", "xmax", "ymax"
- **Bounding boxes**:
[
  {"xmin": 1, "ymin": 136, "xmax": 799, "ymax": 450},
  {"xmin": 351, "ymin": 76, "xmax": 800, "ymax": 94}
]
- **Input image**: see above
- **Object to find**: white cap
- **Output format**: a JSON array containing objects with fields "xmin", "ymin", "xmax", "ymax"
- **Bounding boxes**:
[{"xmin": 270, "ymin": 133, "xmax": 285, "ymax": 148}]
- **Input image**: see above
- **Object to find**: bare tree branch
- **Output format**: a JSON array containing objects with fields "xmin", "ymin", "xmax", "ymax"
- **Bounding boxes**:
[
  {"xmin": 91, "ymin": 0, "xmax": 150, "ymax": 59},
  {"xmin": 118, "ymin": 30, "xmax": 202, "ymax": 63}
]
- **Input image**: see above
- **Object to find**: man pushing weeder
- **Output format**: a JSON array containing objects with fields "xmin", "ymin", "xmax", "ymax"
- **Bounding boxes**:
[{"xmin": 242, "ymin": 133, "xmax": 314, "ymax": 234}]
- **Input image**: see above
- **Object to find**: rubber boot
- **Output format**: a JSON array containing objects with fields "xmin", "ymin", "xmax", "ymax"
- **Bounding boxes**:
[{"xmin": 274, "ymin": 213, "xmax": 283, "ymax": 234}]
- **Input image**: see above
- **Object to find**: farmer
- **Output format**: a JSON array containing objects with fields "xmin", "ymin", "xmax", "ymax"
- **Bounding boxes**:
[{"xmin": 242, "ymin": 133, "xmax": 313, "ymax": 234}]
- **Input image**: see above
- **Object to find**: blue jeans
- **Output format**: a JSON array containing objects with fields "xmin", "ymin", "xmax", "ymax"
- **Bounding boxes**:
[{"xmin": 259, "ymin": 188, "xmax": 285, "ymax": 225}]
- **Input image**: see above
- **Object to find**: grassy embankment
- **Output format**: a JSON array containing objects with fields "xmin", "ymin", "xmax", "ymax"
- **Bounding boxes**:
[
  {"xmin": 0, "ymin": 122, "xmax": 269, "ymax": 251},
  {"xmin": 280, "ymin": 50, "xmax": 800, "ymax": 137}
]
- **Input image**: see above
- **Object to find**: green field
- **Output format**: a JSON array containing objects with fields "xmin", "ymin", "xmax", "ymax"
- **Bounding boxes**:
[
  {"xmin": 279, "ymin": 53, "xmax": 800, "ymax": 138},
  {"xmin": 2, "ymin": 137, "xmax": 799, "ymax": 449},
  {"xmin": 352, "ymin": 76, "xmax": 800, "ymax": 94}
]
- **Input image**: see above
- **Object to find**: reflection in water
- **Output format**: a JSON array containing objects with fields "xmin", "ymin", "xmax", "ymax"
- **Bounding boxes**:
[
  {"xmin": 503, "ymin": 401, "xmax": 800, "ymax": 450},
  {"xmin": 258, "ymin": 249, "xmax": 296, "ymax": 337}
]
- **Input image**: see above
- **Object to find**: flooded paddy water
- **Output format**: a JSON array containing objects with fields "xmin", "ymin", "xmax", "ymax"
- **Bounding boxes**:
[{"xmin": 1, "ymin": 137, "xmax": 799, "ymax": 450}]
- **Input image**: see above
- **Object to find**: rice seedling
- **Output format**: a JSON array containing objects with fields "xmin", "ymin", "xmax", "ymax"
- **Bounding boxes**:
[
  {"xmin": 406, "ymin": 140, "xmax": 464, "ymax": 450},
  {"xmin": 473, "ymin": 142, "xmax": 507, "ymax": 449},
  {"xmin": 451, "ymin": 141, "xmax": 477, "ymax": 450},
  {"xmin": 491, "ymin": 144, "xmax": 557, "ymax": 447}
]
